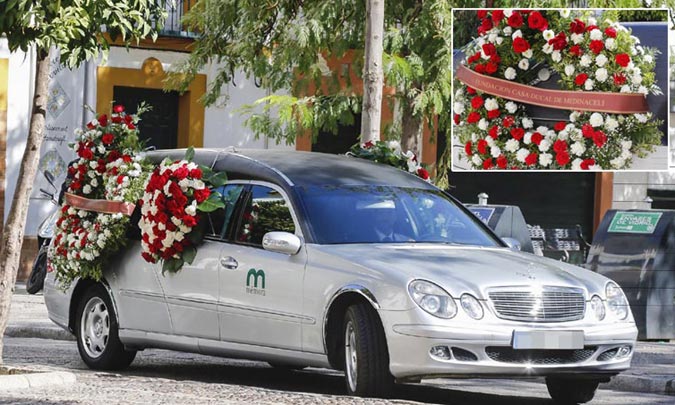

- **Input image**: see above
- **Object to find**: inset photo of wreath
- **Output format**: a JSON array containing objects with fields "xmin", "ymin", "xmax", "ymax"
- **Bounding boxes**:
[{"xmin": 451, "ymin": 8, "xmax": 669, "ymax": 171}]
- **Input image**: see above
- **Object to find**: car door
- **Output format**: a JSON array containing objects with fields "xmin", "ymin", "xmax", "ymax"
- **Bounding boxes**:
[
  {"xmin": 218, "ymin": 182, "xmax": 307, "ymax": 351},
  {"xmin": 155, "ymin": 183, "xmax": 246, "ymax": 340}
]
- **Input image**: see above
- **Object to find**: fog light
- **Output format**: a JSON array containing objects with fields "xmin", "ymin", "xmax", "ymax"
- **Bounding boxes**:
[
  {"xmin": 430, "ymin": 345, "xmax": 452, "ymax": 360},
  {"xmin": 616, "ymin": 345, "xmax": 632, "ymax": 359}
]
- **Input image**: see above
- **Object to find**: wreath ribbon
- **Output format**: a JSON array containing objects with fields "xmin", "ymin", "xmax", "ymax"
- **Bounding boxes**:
[
  {"xmin": 65, "ymin": 192, "xmax": 136, "ymax": 216},
  {"xmin": 456, "ymin": 64, "xmax": 649, "ymax": 114}
]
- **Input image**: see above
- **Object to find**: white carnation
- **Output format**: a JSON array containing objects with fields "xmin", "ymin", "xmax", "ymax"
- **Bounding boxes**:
[
  {"xmin": 634, "ymin": 113, "xmax": 648, "ymax": 123},
  {"xmin": 620, "ymin": 85, "xmax": 631, "ymax": 93},
  {"xmin": 584, "ymin": 79, "xmax": 594, "ymax": 90},
  {"xmin": 485, "ymin": 98, "xmax": 499, "ymax": 111},
  {"xmin": 503, "ymin": 26, "xmax": 512, "ymax": 35},
  {"xmin": 83, "ymin": 185, "xmax": 92, "ymax": 194},
  {"xmin": 471, "ymin": 154, "xmax": 483, "ymax": 166},
  {"xmin": 490, "ymin": 146, "xmax": 501, "ymax": 158},
  {"xmin": 570, "ymin": 142, "xmax": 586, "ymax": 156},
  {"xmin": 542, "ymin": 43, "xmax": 553, "ymax": 54},
  {"xmin": 551, "ymin": 51, "xmax": 561, "ymax": 63},
  {"xmin": 538, "ymin": 139, "xmax": 551, "ymax": 152},
  {"xmin": 571, "ymin": 33, "xmax": 584, "ymax": 44},
  {"xmin": 539, "ymin": 153, "xmax": 553, "ymax": 167},
  {"xmin": 605, "ymin": 38, "xmax": 616, "ymax": 50},
  {"xmin": 595, "ymin": 68, "xmax": 608, "ymax": 82},
  {"xmin": 518, "ymin": 58, "xmax": 529, "ymax": 70},
  {"xmin": 595, "ymin": 54, "xmax": 608, "ymax": 67},
  {"xmin": 589, "ymin": 29, "xmax": 603, "ymax": 40},
  {"xmin": 511, "ymin": 29, "xmax": 522, "ymax": 39},
  {"xmin": 589, "ymin": 112, "xmax": 604, "ymax": 127},
  {"xmin": 453, "ymin": 102, "xmax": 465, "ymax": 115},
  {"xmin": 478, "ymin": 119, "xmax": 488, "ymax": 130},
  {"xmin": 564, "ymin": 65, "xmax": 575, "ymax": 76},
  {"xmin": 610, "ymin": 157, "xmax": 626, "ymax": 169},
  {"xmin": 504, "ymin": 67, "xmax": 517, "ymax": 80},
  {"xmin": 580, "ymin": 54, "xmax": 592, "ymax": 67},
  {"xmin": 505, "ymin": 139, "xmax": 519, "ymax": 153},
  {"xmin": 604, "ymin": 117, "xmax": 619, "ymax": 131},
  {"xmin": 516, "ymin": 148, "xmax": 529, "ymax": 163},
  {"xmin": 571, "ymin": 158, "xmax": 583, "ymax": 171},
  {"xmin": 505, "ymin": 101, "xmax": 518, "ymax": 114},
  {"xmin": 521, "ymin": 117, "xmax": 533, "ymax": 129}
]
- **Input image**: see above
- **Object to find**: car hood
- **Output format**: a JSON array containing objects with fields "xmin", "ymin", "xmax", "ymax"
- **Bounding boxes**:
[{"xmin": 313, "ymin": 243, "xmax": 609, "ymax": 299}]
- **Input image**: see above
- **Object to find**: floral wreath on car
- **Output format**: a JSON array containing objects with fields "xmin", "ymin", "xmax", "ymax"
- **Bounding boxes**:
[
  {"xmin": 49, "ymin": 105, "xmax": 153, "ymax": 287},
  {"xmin": 348, "ymin": 140, "xmax": 431, "ymax": 181},
  {"xmin": 453, "ymin": 9, "xmax": 664, "ymax": 170}
]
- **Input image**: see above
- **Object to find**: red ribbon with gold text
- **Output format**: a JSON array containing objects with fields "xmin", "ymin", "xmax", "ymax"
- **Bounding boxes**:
[
  {"xmin": 65, "ymin": 193, "xmax": 136, "ymax": 216},
  {"xmin": 456, "ymin": 64, "xmax": 649, "ymax": 114}
]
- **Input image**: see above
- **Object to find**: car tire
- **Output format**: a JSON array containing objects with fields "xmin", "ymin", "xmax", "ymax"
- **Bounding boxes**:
[
  {"xmin": 343, "ymin": 303, "xmax": 394, "ymax": 397},
  {"xmin": 26, "ymin": 244, "xmax": 48, "ymax": 294},
  {"xmin": 546, "ymin": 377, "xmax": 600, "ymax": 404},
  {"xmin": 75, "ymin": 284, "xmax": 136, "ymax": 370}
]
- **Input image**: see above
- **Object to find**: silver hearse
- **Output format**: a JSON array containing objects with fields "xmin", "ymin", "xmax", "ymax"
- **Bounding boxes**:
[{"xmin": 45, "ymin": 149, "xmax": 637, "ymax": 403}]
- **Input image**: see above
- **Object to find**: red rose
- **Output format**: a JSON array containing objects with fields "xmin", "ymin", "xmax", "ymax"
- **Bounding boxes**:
[
  {"xmin": 189, "ymin": 168, "xmax": 203, "ymax": 179},
  {"xmin": 141, "ymin": 252, "xmax": 156, "ymax": 263},
  {"xmin": 477, "ymin": 139, "xmax": 488, "ymax": 155},
  {"xmin": 453, "ymin": 114, "xmax": 460, "ymax": 125},
  {"xmin": 482, "ymin": 43, "xmax": 496, "ymax": 57},
  {"xmin": 98, "ymin": 114, "xmax": 108, "ymax": 127},
  {"xmin": 194, "ymin": 188, "xmax": 211, "ymax": 203},
  {"xmin": 496, "ymin": 155, "xmax": 508, "ymax": 169},
  {"xmin": 474, "ymin": 64, "xmax": 486, "ymax": 74},
  {"xmin": 510, "ymin": 127, "xmax": 525, "ymax": 140},
  {"xmin": 174, "ymin": 166, "xmax": 189, "ymax": 180},
  {"xmin": 113, "ymin": 105, "xmax": 125, "ymax": 113},
  {"xmin": 582, "ymin": 123, "xmax": 595, "ymax": 138},
  {"xmin": 485, "ymin": 61, "xmax": 498, "ymax": 75},
  {"xmin": 569, "ymin": 45, "xmax": 582, "ymax": 57},
  {"xmin": 468, "ymin": 52, "xmax": 481, "ymax": 64},
  {"xmin": 553, "ymin": 140, "xmax": 568, "ymax": 153},
  {"xmin": 471, "ymin": 96, "xmax": 484, "ymax": 109},
  {"xmin": 482, "ymin": 158, "xmax": 494, "ymax": 170},
  {"xmin": 488, "ymin": 125, "xmax": 499, "ymax": 139},
  {"xmin": 478, "ymin": 18, "xmax": 493, "ymax": 35},
  {"xmin": 124, "ymin": 114, "xmax": 133, "ymax": 124},
  {"xmin": 548, "ymin": 32, "xmax": 567, "ymax": 51},
  {"xmin": 167, "ymin": 199, "xmax": 182, "ymax": 216},
  {"xmin": 467, "ymin": 112, "xmax": 481, "ymax": 124},
  {"xmin": 487, "ymin": 109, "xmax": 500, "ymax": 119},
  {"xmin": 183, "ymin": 215, "xmax": 198, "ymax": 228},
  {"xmin": 589, "ymin": 40, "xmax": 604, "ymax": 55},
  {"xmin": 604, "ymin": 27, "xmax": 617, "ymax": 38},
  {"xmin": 477, "ymin": 10, "xmax": 488, "ymax": 19},
  {"xmin": 593, "ymin": 130, "xmax": 607, "ymax": 148},
  {"xmin": 570, "ymin": 19, "xmax": 586, "ymax": 34},
  {"xmin": 581, "ymin": 159, "xmax": 596, "ymax": 170},
  {"xmin": 466, "ymin": 87, "xmax": 476, "ymax": 95},
  {"xmin": 79, "ymin": 148, "xmax": 93, "ymax": 160},
  {"xmin": 512, "ymin": 37, "xmax": 530, "ymax": 53},
  {"xmin": 107, "ymin": 150, "xmax": 121, "ymax": 162},
  {"xmin": 613, "ymin": 73, "xmax": 627, "ymax": 85},
  {"xmin": 556, "ymin": 151, "xmax": 570, "ymax": 166},
  {"xmin": 102, "ymin": 133, "xmax": 114, "ymax": 145},
  {"xmin": 531, "ymin": 132, "xmax": 543, "ymax": 145},
  {"xmin": 525, "ymin": 153, "xmax": 538, "ymax": 166},
  {"xmin": 574, "ymin": 73, "xmax": 588, "ymax": 86},
  {"xmin": 417, "ymin": 168, "xmax": 430, "ymax": 180},
  {"xmin": 527, "ymin": 11, "xmax": 547, "ymax": 31},
  {"xmin": 465, "ymin": 142, "xmax": 473, "ymax": 156},
  {"xmin": 491, "ymin": 10, "xmax": 505, "ymax": 24},
  {"xmin": 502, "ymin": 116, "xmax": 514, "ymax": 128},
  {"xmin": 615, "ymin": 53, "xmax": 630, "ymax": 68},
  {"xmin": 127, "ymin": 123, "xmax": 136, "ymax": 130},
  {"xmin": 507, "ymin": 11, "xmax": 523, "ymax": 28},
  {"xmin": 111, "ymin": 116, "xmax": 122, "ymax": 124},
  {"xmin": 122, "ymin": 154, "xmax": 132, "ymax": 163},
  {"xmin": 554, "ymin": 121, "xmax": 567, "ymax": 131},
  {"xmin": 585, "ymin": 25, "xmax": 598, "ymax": 33},
  {"xmin": 489, "ymin": 53, "xmax": 501, "ymax": 64}
]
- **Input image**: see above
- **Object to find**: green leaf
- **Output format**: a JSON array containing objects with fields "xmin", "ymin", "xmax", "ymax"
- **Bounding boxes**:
[
  {"xmin": 197, "ymin": 196, "xmax": 226, "ymax": 212},
  {"xmin": 206, "ymin": 171, "xmax": 228, "ymax": 187},
  {"xmin": 187, "ymin": 222, "xmax": 205, "ymax": 245},
  {"xmin": 182, "ymin": 245, "xmax": 197, "ymax": 265},
  {"xmin": 185, "ymin": 146, "xmax": 195, "ymax": 162},
  {"xmin": 162, "ymin": 258, "xmax": 184, "ymax": 274}
]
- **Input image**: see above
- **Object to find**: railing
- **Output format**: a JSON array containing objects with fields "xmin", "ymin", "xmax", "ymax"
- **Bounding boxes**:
[{"xmin": 159, "ymin": 0, "xmax": 199, "ymax": 38}]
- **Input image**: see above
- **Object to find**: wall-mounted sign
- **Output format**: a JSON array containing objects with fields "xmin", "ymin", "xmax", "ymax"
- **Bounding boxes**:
[{"xmin": 468, "ymin": 207, "xmax": 496, "ymax": 225}]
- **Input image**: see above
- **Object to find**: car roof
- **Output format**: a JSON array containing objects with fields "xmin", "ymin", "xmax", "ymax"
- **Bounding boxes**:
[{"xmin": 145, "ymin": 148, "xmax": 435, "ymax": 190}]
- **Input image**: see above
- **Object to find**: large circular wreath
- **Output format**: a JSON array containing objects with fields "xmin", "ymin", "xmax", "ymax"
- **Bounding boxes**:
[{"xmin": 453, "ymin": 9, "xmax": 663, "ymax": 170}]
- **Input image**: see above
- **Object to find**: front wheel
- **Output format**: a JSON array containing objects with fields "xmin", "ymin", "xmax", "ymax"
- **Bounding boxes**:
[
  {"xmin": 26, "ymin": 245, "xmax": 48, "ymax": 294},
  {"xmin": 75, "ymin": 285, "xmax": 136, "ymax": 370},
  {"xmin": 343, "ymin": 303, "xmax": 393, "ymax": 397},
  {"xmin": 546, "ymin": 377, "xmax": 600, "ymax": 404}
]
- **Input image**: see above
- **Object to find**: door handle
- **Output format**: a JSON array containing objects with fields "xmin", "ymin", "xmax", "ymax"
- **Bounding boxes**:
[{"xmin": 220, "ymin": 256, "xmax": 238, "ymax": 269}]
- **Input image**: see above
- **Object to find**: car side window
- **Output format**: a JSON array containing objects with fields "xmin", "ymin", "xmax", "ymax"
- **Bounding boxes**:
[
  {"xmin": 235, "ymin": 185, "xmax": 296, "ymax": 246},
  {"xmin": 206, "ymin": 184, "xmax": 245, "ymax": 240}
]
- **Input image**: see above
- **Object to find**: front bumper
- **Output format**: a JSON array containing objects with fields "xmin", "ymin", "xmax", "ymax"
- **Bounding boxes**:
[{"xmin": 381, "ymin": 308, "xmax": 638, "ymax": 381}]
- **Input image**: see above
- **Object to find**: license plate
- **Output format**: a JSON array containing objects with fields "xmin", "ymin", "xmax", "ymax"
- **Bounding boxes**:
[{"xmin": 512, "ymin": 330, "xmax": 584, "ymax": 350}]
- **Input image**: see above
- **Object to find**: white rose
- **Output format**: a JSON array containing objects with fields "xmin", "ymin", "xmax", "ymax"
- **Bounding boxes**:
[
  {"xmin": 595, "ymin": 54, "xmax": 608, "ymax": 67},
  {"xmin": 485, "ymin": 98, "xmax": 499, "ymax": 111},
  {"xmin": 605, "ymin": 37, "xmax": 616, "ymax": 50},
  {"xmin": 511, "ymin": 29, "xmax": 522, "ymax": 39},
  {"xmin": 580, "ymin": 54, "xmax": 592, "ymax": 67},
  {"xmin": 564, "ymin": 64, "xmax": 575, "ymax": 76},
  {"xmin": 83, "ymin": 185, "xmax": 92, "ymax": 194},
  {"xmin": 551, "ymin": 51, "xmax": 561, "ymax": 63},
  {"xmin": 538, "ymin": 139, "xmax": 551, "ymax": 152},
  {"xmin": 570, "ymin": 142, "xmax": 586, "ymax": 156},
  {"xmin": 521, "ymin": 117, "xmax": 533, "ymax": 129},
  {"xmin": 504, "ymin": 9, "xmax": 513, "ymax": 18},
  {"xmin": 539, "ymin": 153, "xmax": 553, "ymax": 167},
  {"xmin": 505, "ymin": 101, "xmax": 518, "ymax": 114},
  {"xmin": 516, "ymin": 148, "xmax": 529, "ymax": 163},
  {"xmin": 542, "ymin": 43, "xmax": 553, "ymax": 54},
  {"xmin": 505, "ymin": 139, "xmax": 519, "ymax": 153},
  {"xmin": 589, "ymin": 112, "xmax": 604, "ymax": 127},
  {"xmin": 503, "ymin": 26, "xmax": 513, "ymax": 35},
  {"xmin": 91, "ymin": 178, "xmax": 98, "ymax": 187},
  {"xmin": 453, "ymin": 101, "xmax": 465, "ymax": 115},
  {"xmin": 543, "ymin": 30, "xmax": 555, "ymax": 41},
  {"xmin": 522, "ymin": 48, "xmax": 533, "ymax": 58},
  {"xmin": 589, "ymin": 29, "xmax": 603, "ymax": 40},
  {"xmin": 584, "ymin": 79, "xmax": 594, "ymax": 90},
  {"xmin": 518, "ymin": 58, "xmax": 529, "ymax": 70},
  {"xmin": 595, "ymin": 68, "xmax": 608, "ymax": 82},
  {"xmin": 185, "ymin": 204, "xmax": 197, "ymax": 216},
  {"xmin": 505, "ymin": 67, "xmax": 517, "ymax": 80}
]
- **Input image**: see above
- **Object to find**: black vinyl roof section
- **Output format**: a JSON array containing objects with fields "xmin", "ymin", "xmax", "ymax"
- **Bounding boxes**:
[{"xmin": 145, "ymin": 148, "xmax": 435, "ymax": 190}]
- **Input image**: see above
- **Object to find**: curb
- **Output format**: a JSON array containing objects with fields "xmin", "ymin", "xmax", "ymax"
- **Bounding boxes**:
[
  {"xmin": 4, "ymin": 325, "xmax": 75, "ymax": 341},
  {"xmin": 0, "ymin": 367, "xmax": 77, "ymax": 391},
  {"xmin": 608, "ymin": 373, "xmax": 675, "ymax": 396}
]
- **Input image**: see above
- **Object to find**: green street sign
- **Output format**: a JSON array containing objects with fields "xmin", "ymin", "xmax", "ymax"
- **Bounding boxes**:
[{"xmin": 608, "ymin": 212, "xmax": 662, "ymax": 234}]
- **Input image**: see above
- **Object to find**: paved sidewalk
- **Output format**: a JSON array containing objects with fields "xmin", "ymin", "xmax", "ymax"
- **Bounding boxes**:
[{"xmin": 4, "ymin": 283, "xmax": 674, "ymax": 396}]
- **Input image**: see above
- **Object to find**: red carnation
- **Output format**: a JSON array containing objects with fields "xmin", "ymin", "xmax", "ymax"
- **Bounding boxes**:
[
  {"xmin": 569, "ymin": 45, "xmax": 582, "ymax": 57},
  {"xmin": 467, "ymin": 112, "xmax": 481, "ymax": 124},
  {"xmin": 491, "ymin": 10, "xmax": 505, "ymax": 24},
  {"xmin": 496, "ymin": 155, "xmax": 508, "ymax": 169},
  {"xmin": 507, "ymin": 11, "xmax": 523, "ymax": 28},
  {"xmin": 485, "ymin": 61, "xmax": 498, "ymax": 75},
  {"xmin": 474, "ymin": 64, "xmax": 486, "ymax": 74},
  {"xmin": 477, "ymin": 139, "xmax": 488, "ymax": 155},
  {"xmin": 589, "ymin": 40, "xmax": 604, "ymax": 55},
  {"xmin": 477, "ymin": 10, "xmax": 488, "ymax": 19},
  {"xmin": 113, "ymin": 105, "xmax": 125, "ymax": 113},
  {"xmin": 471, "ymin": 96, "xmax": 484, "ymax": 110},
  {"xmin": 553, "ymin": 140, "xmax": 568, "ymax": 153},
  {"xmin": 556, "ymin": 151, "xmax": 570, "ymax": 166},
  {"xmin": 478, "ymin": 18, "xmax": 493, "ymax": 35},
  {"xmin": 581, "ymin": 158, "xmax": 596, "ymax": 170},
  {"xmin": 482, "ymin": 43, "xmax": 496, "ymax": 56},
  {"xmin": 466, "ymin": 87, "xmax": 476, "ymax": 95},
  {"xmin": 482, "ymin": 158, "xmax": 494, "ymax": 170},
  {"xmin": 98, "ymin": 114, "xmax": 108, "ymax": 127},
  {"xmin": 525, "ymin": 153, "xmax": 538, "ymax": 166},
  {"xmin": 417, "ymin": 168, "xmax": 430, "ymax": 180},
  {"xmin": 183, "ymin": 215, "xmax": 198, "ymax": 228},
  {"xmin": 570, "ymin": 19, "xmax": 586, "ymax": 34},
  {"xmin": 527, "ymin": 11, "xmax": 547, "ymax": 31},
  {"xmin": 189, "ymin": 168, "xmax": 203, "ymax": 179},
  {"xmin": 465, "ymin": 142, "xmax": 473, "ymax": 156},
  {"xmin": 548, "ymin": 32, "xmax": 568, "ymax": 51},
  {"xmin": 488, "ymin": 125, "xmax": 499, "ymax": 139},
  {"xmin": 582, "ymin": 123, "xmax": 595, "ymax": 138},
  {"xmin": 102, "ymin": 133, "xmax": 114, "ymax": 145},
  {"xmin": 574, "ymin": 73, "xmax": 588, "ymax": 86},
  {"xmin": 510, "ymin": 127, "xmax": 525, "ymax": 140},
  {"xmin": 593, "ymin": 130, "xmax": 607, "ymax": 148},
  {"xmin": 613, "ymin": 73, "xmax": 627, "ymax": 85},
  {"xmin": 615, "ymin": 53, "xmax": 630, "ymax": 68},
  {"xmin": 79, "ymin": 148, "xmax": 93, "ymax": 160},
  {"xmin": 194, "ymin": 188, "xmax": 211, "ymax": 203},
  {"xmin": 512, "ymin": 37, "xmax": 530, "ymax": 53},
  {"xmin": 487, "ymin": 109, "xmax": 500, "ymax": 119},
  {"xmin": 604, "ymin": 27, "xmax": 617, "ymax": 38},
  {"xmin": 554, "ymin": 121, "xmax": 567, "ymax": 131},
  {"xmin": 531, "ymin": 132, "xmax": 543, "ymax": 145},
  {"xmin": 174, "ymin": 166, "xmax": 189, "ymax": 180},
  {"xmin": 502, "ymin": 116, "xmax": 515, "ymax": 128}
]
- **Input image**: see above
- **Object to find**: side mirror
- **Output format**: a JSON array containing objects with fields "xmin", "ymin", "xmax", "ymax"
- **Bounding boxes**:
[
  {"xmin": 44, "ymin": 170, "xmax": 56, "ymax": 189},
  {"xmin": 262, "ymin": 231, "xmax": 302, "ymax": 255},
  {"xmin": 502, "ymin": 237, "xmax": 522, "ymax": 251}
]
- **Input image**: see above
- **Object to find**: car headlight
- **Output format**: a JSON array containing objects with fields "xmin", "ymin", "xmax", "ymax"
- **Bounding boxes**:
[
  {"xmin": 408, "ymin": 280, "xmax": 457, "ymax": 319},
  {"xmin": 460, "ymin": 293, "xmax": 484, "ymax": 320},
  {"xmin": 606, "ymin": 282, "xmax": 629, "ymax": 320},
  {"xmin": 589, "ymin": 295, "xmax": 605, "ymax": 321}
]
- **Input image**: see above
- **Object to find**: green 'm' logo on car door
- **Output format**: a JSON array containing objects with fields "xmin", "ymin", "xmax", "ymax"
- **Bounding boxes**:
[{"xmin": 246, "ymin": 268, "xmax": 266, "ymax": 296}]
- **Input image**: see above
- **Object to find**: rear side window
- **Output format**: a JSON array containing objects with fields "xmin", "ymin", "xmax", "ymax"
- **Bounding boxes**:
[
  {"xmin": 206, "ymin": 184, "xmax": 245, "ymax": 240},
  {"xmin": 235, "ymin": 185, "xmax": 296, "ymax": 246}
]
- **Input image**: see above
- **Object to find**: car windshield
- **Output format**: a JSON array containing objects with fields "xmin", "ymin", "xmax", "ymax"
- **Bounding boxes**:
[{"xmin": 298, "ymin": 185, "xmax": 501, "ymax": 246}]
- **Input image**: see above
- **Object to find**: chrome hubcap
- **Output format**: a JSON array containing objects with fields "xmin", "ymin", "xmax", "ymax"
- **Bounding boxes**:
[
  {"xmin": 345, "ymin": 321, "xmax": 358, "ymax": 392},
  {"xmin": 81, "ymin": 297, "xmax": 110, "ymax": 358}
]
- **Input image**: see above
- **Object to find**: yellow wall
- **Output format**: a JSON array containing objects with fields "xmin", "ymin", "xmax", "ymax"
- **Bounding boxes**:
[{"xmin": 96, "ymin": 57, "xmax": 206, "ymax": 148}]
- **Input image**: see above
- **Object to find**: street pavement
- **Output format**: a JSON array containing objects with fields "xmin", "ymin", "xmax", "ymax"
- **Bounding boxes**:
[{"xmin": 2, "ymin": 286, "xmax": 674, "ymax": 404}]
